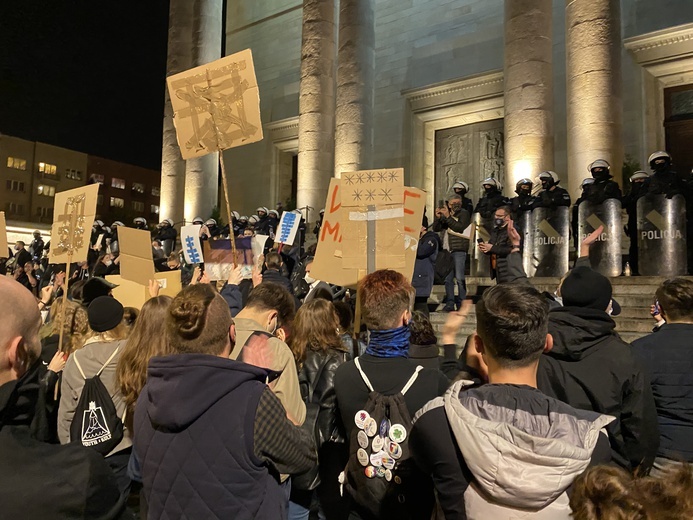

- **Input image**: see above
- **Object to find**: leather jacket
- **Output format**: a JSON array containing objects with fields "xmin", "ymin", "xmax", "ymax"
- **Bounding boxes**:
[{"xmin": 299, "ymin": 348, "xmax": 349, "ymax": 446}]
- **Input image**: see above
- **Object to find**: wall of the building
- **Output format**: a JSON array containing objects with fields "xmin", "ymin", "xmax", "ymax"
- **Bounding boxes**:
[
  {"xmin": 225, "ymin": 0, "xmax": 693, "ymax": 213},
  {"xmin": 0, "ymin": 135, "xmax": 35, "ymax": 221}
]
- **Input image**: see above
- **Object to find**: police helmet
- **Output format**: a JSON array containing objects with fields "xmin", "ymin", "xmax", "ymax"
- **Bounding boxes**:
[
  {"xmin": 249, "ymin": 215, "xmax": 260, "ymax": 224},
  {"xmin": 516, "ymin": 178, "xmax": 533, "ymax": 189},
  {"xmin": 482, "ymin": 177, "xmax": 501, "ymax": 190},
  {"xmin": 630, "ymin": 171, "xmax": 649, "ymax": 182},
  {"xmin": 588, "ymin": 159, "xmax": 611, "ymax": 173},
  {"xmin": 239, "ymin": 215, "xmax": 249, "ymax": 222},
  {"xmin": 231, "ymin": 211, "xmax": 240, "ymax": 220},
  {"xmin": 580, "ymin": 178, "xmax": 595, "ymax": 189},
  {"xmin": 538, "ymin": 171, "xmax": 560, "ymax": 185},
  {"xmin": 205, "ymin": 218, "xmax": 217, "ymax": 227},
  {"xmin": 192, "ymin": 216, "xmax": 204, "ymax": 225},
  {"xmin": 133, "ymin": 217, "xmax": 147, "ymax": 226},
  {"xmin": 648, "ymin": 151, "xmax": 672, "ymax": 168},
  {"xmin": 111, "ymin": 221, "xmax": 124, "ymax": 228},
  {"xmin": 94, "ymin": 220, "xmax": 104, "ymax": 228},
  {"xmin": 319, "ymin": 209, "xmax": 325, "ymax": 214},
  {"xmin": 452, "ymin": 181, "xmax": 469, "ymax": 192}
]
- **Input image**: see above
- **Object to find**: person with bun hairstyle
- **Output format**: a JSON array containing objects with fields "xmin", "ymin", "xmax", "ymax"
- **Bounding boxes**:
[{"xmin": 134, "ymin": 284, "xmax": 316, "ymax": 520}]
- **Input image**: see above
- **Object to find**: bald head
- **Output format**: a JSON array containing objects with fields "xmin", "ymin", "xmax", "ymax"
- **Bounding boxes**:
[{"xmin": 0, "ymin": 277, "xmax": 41, "ymax": 386}]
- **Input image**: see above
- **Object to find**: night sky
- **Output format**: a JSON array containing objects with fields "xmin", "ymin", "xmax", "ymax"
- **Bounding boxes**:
[{"xmin": 0, "ymin": 1, "xmax": 170, "ymax": 170}]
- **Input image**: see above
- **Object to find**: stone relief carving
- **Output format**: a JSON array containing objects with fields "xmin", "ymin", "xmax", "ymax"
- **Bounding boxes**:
[{"xmin": 481, "ymin": 130, "xmax": 505, "ymax": 186}]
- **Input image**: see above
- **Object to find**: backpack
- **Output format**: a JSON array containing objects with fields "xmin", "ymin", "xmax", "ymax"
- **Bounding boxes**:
[
  {"xmin": 69, "ymin": 345, "xmax": 124, "ymax": 456},
  {"xmin": 342, "ymin": 357, "xmax": 423, "ymax": 518}
]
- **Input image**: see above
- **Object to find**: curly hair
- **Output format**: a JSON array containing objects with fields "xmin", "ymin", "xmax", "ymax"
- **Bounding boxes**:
[
  {"xmin": 40, "ymin": 298, "xmax": 91, "ymax": 354},
  {"xmin": 571, "ymin": 464, "xmax": 693, "ymax": 520},
  {"xmin": 358, "ymin": 270, "xmax": 414, "ymax": 330}
]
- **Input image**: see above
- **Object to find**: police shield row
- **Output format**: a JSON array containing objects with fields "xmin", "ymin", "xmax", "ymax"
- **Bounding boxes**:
[{"xmin": 446, "ymin": 151, "xmax": 689, "ymax": 278}]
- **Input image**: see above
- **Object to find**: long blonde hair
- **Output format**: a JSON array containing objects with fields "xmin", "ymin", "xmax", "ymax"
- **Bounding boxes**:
[
  {"xmin": 39, "ymin": 298, "xmax": 91, "ymax": 354},
  {"xmin": 116, "ymin": 296, "xmax": 173, "ymax": 414}
]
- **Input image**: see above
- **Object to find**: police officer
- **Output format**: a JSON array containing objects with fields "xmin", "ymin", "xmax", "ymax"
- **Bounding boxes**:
[
  {"xmin": 532, "ymin": 171, "xmax": 571, "ymax": 209},
  {"xmin": 451, "ymin": 180, "xmax": 474, "ymax": 216},
  {"xmin": 313, "ymin": 209, "xmax": 325, "ymax": 241},
  {"xmin": 108, "ymin": 221, "xmax": 124, "ymax": 255},
  {"xmin": 154, "ymin": 219, "xmax": 177, "ymax": 256},
  {"xmin": 474, "ymin": 177, "xmax": 508, "ymax": 219},
  {"xmin": 586, "ymin": 159, "xmax": 622, "ymax": 204},
  {"xmin": 254, "ymin": 207, "xmax": 273, "ymax": 236},
  {"xmin": 572, "ymin": 178, "xmax": 595, "ymax": 248},
  {"xmin": 623, "ymin": 171, "xmax": 649, "ymax": 275},
  {"xmin": 509, "ymin": 178, "xmax": 535, "ymax": 219},
  {"xmin": 238, "ymin": 216, "xmax": 249, "ymax": 234},
  {"xmin": 91, "ymin": 220, "xmax": 105, "ymax": 248},
  {"xmin": 133, "ymin": 217, "xmax": 148, "ymax": 230},
  {"xmin": 645, "ymin": 151, "xmax": 688, "ymax": 199},
  {"xmin": 268, "ymin": 210, "xmax": 280, "ymax": 233}
]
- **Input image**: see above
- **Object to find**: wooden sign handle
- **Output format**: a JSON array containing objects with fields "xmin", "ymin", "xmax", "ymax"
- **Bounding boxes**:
[
  {"xmin": 219, "ymin": 152, "xmax": 238, "ymax": 263},
  {"xmin": 57, "ymin": 255, "xmax": 72, "ymax": 354}
]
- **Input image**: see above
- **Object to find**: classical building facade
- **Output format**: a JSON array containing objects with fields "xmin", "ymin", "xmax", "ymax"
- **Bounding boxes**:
[{"xmin": 161, "ymin": 0, "xmax": 693, "ymax": 223}]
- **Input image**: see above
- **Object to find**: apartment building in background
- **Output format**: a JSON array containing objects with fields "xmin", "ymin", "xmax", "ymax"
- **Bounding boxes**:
[{"xmin": 0, "ymin": 133, "xmax": 161, "ymax": 227}]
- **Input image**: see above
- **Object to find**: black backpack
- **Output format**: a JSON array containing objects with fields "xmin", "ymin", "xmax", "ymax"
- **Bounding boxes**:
[
  {"xmin": 342, "ymin": 358, "xmax": 423, "ymax": 518},
  {"xmin": 69, "ymin": 345, "xmax": 124, "ymax": 456}
]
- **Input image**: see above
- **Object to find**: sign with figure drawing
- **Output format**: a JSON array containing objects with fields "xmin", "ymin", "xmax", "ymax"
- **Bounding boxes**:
[{"xmin": 167, "ymin": 48, "xmax": 263, "ymax": 159}]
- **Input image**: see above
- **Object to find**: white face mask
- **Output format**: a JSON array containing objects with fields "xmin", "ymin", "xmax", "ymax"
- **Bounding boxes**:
[
  {"xmin": 104, "ymin": 260, "xmax": 113, "ymax": 267},
  {"xmin": 304, "ymin": 274, "xmax": 316, "ymax": 285},
  {"xmin": 268, "ymin": 316, "xmax": 278, "ymax": 335}
]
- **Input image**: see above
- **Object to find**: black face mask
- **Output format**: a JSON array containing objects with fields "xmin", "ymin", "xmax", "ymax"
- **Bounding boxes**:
[
  {"xmin": 592, "ymin": 169, "xmax": 609, "ymax": 180},
  {"xmin": 494, "ymin": 218, "xmax": 506, "ymax": 227},
  {"xmin": 652, "ymin": 160, "xmax": 669, "ymax": 172},
  {"xmin": 517, "ymin": 186, "xmax": 531, "ymax": 196},
  {"xmin": 454, "ymin": 188, "xmax": 466, "ymax": 197},
  {"xmin": 484, "ymin": 186, "xmax": 496, "ymax": 194},
  {"xmin": 450, "ymin": 203, "xmax": 462, "ymax": 213},
  {"xmin": 541, "ymin": 181, "xmax": 550, "ymax": 190}
]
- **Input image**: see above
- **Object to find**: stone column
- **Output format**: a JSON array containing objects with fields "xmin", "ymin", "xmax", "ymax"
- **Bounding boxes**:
[
  {"xmin": 183, "ymin": 0, "xmax": 223, "ymax": 223},
  {"xmin": 566, "ymin": 0, "xmax": 623, "ymax": 197},
  {"xmin": 334, "ymin": 0, "xmax": 375, "ymax": 177},
  {"xmin": 504, "ymin": 0, "xmax": 554, "ymax": 193},
  {"xmin": 297, "ymin": 0, "xmax": 336, "ymax": 219},
  {"xmin": 159, "ymin": 0, "xmax": 223, "ymax": 225}
]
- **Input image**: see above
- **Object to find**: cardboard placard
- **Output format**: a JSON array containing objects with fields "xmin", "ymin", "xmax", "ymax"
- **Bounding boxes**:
[
  {"xmin": 107, "ymin": 271, "xmax": 183, "ymax": 310},
  {"xmin": 50, "ymin": 184, "xmax": 100, "ymax": 264},
  {"xmin": 276, "ymin": 210, "xmax": 301, "ymax": 246},
  {"xmin": 117, "ymin": 227, "xmax": 156, "ymax": 286},
  {"xmin": 181, "ymin": 225, "xmax": 204, "ymax": 264},
  {"xmin": 310, "ymin": 176, "xmax": 426, "ymax": 288},
  {"xmin": 0, "ymin": 212, "xmax": 8, "ymax": 258},
  {"xmin": 203, "ymin": 237, "xmax": 254, "ymax": 281},
  {"xmin": 167, "ymin": 48, "xmax": 263, "ymax": 159}
]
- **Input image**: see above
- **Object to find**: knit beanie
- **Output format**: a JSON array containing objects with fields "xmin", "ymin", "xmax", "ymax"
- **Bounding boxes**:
[
  {"xmin": 560, "ymin": 266, "xmax": 612, "ymax": 311},
  {"xmin": 87, "ymin": 296, "xmax": 124, "ymax": 333}
]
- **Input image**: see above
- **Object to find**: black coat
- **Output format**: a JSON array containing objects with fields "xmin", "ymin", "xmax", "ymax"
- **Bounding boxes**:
[
  {"xmin": 432, "ymin": 209, "xmax": 471, "ymax": 253},
  {"xmin": 0, "ymin": 362, "xmax": 128, "ymax": 519},
  {"xmin": 474, "ymin": 190, "xmax": 508, "ymax": 219},
  {"xmin": 537, "ymin": 307, "xmax": 660, "ymax": 471},
  {"xmin": 632, "ymin": 324, "xmax": 693, "ymax": 462},
  {"xmin": 487, "ymin": 225, "xmax": 516, "ymax": 283},
  {"xmin": 532, "ymin": 187, "xmax": 571, "ymax": 209},
  {"xmin": 585, "ymin": 179, "xmax": 622, "ymax": 205},
  {"xmin": 412, "ymin": 231, "xmax": 439, "ymax": 298}
]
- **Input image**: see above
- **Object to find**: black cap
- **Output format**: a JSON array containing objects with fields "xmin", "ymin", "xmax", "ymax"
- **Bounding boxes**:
[
  {"xmin": 561, "ymin": 266, "xmax": 620, "ymax": 315},
  {"xmin": 82, "ymin": 277, "xmax": 118, "ymax": 307},
  {"xmin": 87, "ymin": 296, "xmax": 124, "ymax": 332}
]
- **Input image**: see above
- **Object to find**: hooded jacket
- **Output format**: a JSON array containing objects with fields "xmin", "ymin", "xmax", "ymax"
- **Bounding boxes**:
[
  {"xmin": 0, "ymin": 362, "xmax": 128, "ymax": 520},
  {"xmin": 537, "ymin": 307, "xmax": 660, "ymax": 470},
  {"xmin": 411, "ymin": 381, "xmax": 614, "ymax": 520},
  {"xmin": 134, "ymin": 354, "xmax": 316, "ymax": 520}
]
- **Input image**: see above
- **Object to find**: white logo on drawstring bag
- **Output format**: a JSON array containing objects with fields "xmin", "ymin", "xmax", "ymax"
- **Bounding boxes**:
[{"xmin": 81, "ymin": 401, "xmax": 112, "ymax": 446}]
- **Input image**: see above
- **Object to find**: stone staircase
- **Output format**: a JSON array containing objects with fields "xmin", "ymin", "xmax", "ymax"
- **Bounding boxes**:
[{"xmin": 427, "ymin": 276, "xmax": 685, "ymax": 348}]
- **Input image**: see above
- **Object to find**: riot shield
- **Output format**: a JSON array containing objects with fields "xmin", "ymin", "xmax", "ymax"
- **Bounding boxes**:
[
  {"xmin": 637, "ymin": 194, "xmax": 687, "ymax": 276},
  {"xmin": 577, "ymin": 199, "xmax": 623, "ymax": 277},
  {"xmin": 516, "ymin": 210, "xmax": 533, "ymax": 277},
  {"xmin": 471, "ymin": 213, "xmax": 493, "ymax": 277},
  {"xmin": 529, "ymin": 206, "xmax": 569, "ymax": 277}
]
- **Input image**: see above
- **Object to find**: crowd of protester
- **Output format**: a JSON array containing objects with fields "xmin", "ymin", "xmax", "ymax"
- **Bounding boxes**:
[{"xmin": 1, "ymin": 201, "xmax": 692, "ymax": 519}]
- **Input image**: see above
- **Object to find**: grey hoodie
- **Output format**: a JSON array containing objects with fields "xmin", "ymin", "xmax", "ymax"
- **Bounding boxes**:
[{"xmin": 411, "ymin": 381, "xmax": 614, "ymax": 519}]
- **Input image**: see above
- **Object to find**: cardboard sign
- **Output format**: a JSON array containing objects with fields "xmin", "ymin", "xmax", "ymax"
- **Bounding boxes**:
[
  {"xmin": 107, "ymin": 271, "xmax": 183, "ymax": 310},
  {"xmin": 181, "ymin": 225, "xmax": 204, "ymax": 264},
  {"xmin": 310, "ymin": 176, "xmax": 426, "ymax": 288},
  {"xmin": 0, "ymin": 212, "xmax": 8, "ymax": 258},
  {"xmin": 50, "ymin": 184, "xmax": 99, "ymax": 264},
  {"xmin": 276, "ymin": 210, "xmax": 301, "ymax": 245},
  {"xmin": 167, "ymin": 48, "xmax": 263, "ymax": 160},
  {"xmin": 252, "ymin": 234, "xmax": 269, "ymax": 261},
  {"xmin": 118, "ymin": 227, "xmax": 156, "ymax": 286},
  {"xmin": 203, "ymin": 237, "xmax": 254, "ymax": 281}
]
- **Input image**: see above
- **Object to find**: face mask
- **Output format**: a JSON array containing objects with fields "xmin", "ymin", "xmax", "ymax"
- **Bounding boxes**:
[
  {"xmin": 268, "ymin": 316, "xmax": 278, "ymax": 335},
  {"xmin": 454, "ymin": 189, "xmax": 466, "ymax": 197},
  {"xmin": 494, "ymin": 218, "xmax": 506, "ymax": 227},
  {"xmin": 450, "ymin": 203, "xmax": 462, "ymax": 213},
  {"xmin": 541, "ymin": 181, "xmax": 550, "ymax": 190},
  {"xmin": 484, "ymin": 186, "xmax": 494, "ymax": 194},
  {"xmin": 653, "ymin": 160, "xmax": 668, "ymax": 172},
  {"xmin": 520, "ymin": 187, "xmax": 531, "ymax": 195},
  {"xmin": 104, "ymin": 260, "xmax": 113, "ymax": 267},
  {"xmin": 304, "ymin": 274, "xmax": 316, "ymax": 285},
  {"xmin": 592, "ymin": 170, "xmax": 608, "ymax": 180}
]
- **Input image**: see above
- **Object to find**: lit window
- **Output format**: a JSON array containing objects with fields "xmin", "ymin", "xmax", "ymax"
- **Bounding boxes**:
[
  {"xmin": 132, "ymin": 201, "xmax": 145, "ymax": 212},
  {"xmin": 5, "ymin": 180, "xmax": 25, "ymax": 192},
  {"xmin": 37, "ymin": 184, "xmax": 55, "ymax": 197},
  {"xmin": 132, "ymin": 182, "xmax": 145, "ymax": 194},
  {"xmin": 38, "ymin": 162, "xmax": 57, "ymax": 175},
  {"xmin": 110, "ymin": 197, "xmax": 125, "ymax": 208},
  {"xmin": 66, "ymin": 169, "xmax": 82, "ymax": 181},
  {"xmin": 111, "ymin": 178, "xmax": 125, "ymax": 189},
  {"xmin": 90, "ymin": 173, "xmax": 104, "ymax": 184},
  {"xmin": 151, "ymin": 204, "xmax": 159, "ymax": 214},
  {"xmin": 6, "ymin": 157, "xmax": 27, "ymax": 170},
  {"xmin": 151, "ymin": 186, "xmax": 160, "ymax": 197}
]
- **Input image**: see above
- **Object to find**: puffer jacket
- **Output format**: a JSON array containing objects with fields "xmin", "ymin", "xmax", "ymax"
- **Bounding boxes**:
[
  {"xmin": 538, "ymin": 307, "xmax": 660, "ymax": 471},
  {"xmin": 411, "ymin": 381, "xmax": 614, "ymax": 520}
]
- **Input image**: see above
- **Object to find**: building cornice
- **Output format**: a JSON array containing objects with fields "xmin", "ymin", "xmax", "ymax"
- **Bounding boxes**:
[
  {"xmin": 265, "ymin": 116, "xmax": 299, "ymax": 134},
  {"xmin": 624, "ymin": 23, "xmax": 693, "ymax": 63},
  {"xmin": 402, "ymin": 71, "xmax": 504, "ymax": 113}
]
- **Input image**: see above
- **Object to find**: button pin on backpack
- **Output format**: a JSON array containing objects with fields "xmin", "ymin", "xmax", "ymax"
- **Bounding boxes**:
[
  {"xmin": 355, "ymin": 410, "xmax": 369, "ymax": 429},
  {"xmin": 357, "ymin": 448, "xmax": 369, "ymax": 467},
  {"xmin": 389, "ymin": 424, "xmax": 407, "ymax": 442},
  {"xmin": 357, "ymin": 430, "xmax": 369, "ymax": 449},
  {"xmin": 388, "ymin": 441, "xmax": 402, "ymax": 460},
  {"xmin": 364, "ymin": 417, "xmax": 378, "ymax": 437},
  {"xmin": 372, "ymin": 435, "xmax": 384, "ymax": 452},
  {"xmin": 365, "ymin": 466, "xmax": 376, "ymax": 479}
]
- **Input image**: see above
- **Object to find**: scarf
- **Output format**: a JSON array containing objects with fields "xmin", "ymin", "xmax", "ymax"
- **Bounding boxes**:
[{"xmin": 364, "ymin": 325, "xmax": 410, "ymax": 358}]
